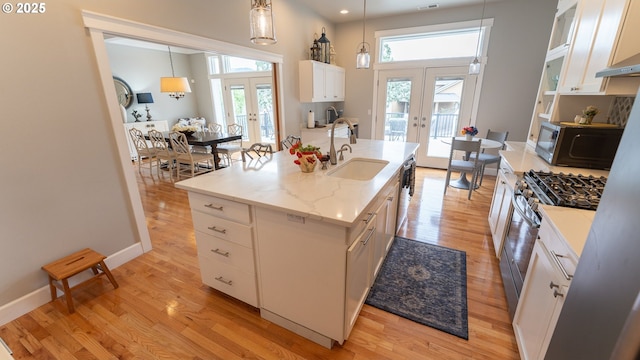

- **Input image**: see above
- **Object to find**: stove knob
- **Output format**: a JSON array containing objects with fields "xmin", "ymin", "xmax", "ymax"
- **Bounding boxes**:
[{"xmin": 525, "ymin": 189, "xmax": 533, "ymax": 197}]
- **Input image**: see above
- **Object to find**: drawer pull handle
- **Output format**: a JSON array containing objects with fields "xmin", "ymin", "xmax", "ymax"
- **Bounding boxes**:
[
  {"xmin": 549, "ymin": 282, "xmax": 564, "ymax": 298},
  {"xmin": 204, "ymin": 204, "xmax": 224, "ymax": 211},
  {"xmin": 214, "ymin": 276, "xmax": 233, "ymax": 285},
  {"xmin": 550, "ymin": 250, "xmax": 574, "ymax": 281},
  {"xmin": 362, "ymin": 227, "xmax": 375, "ymax": 246},
  {"xmin": 363, "ymin": 212, "xmax": 375, "ymax": 224},
  {"xmin": 211, "ymin": 248, "xmax": 230, "ymax": 257},
  {"xmin": 207, "ymin": 226, "xmax": 227, "ymax": 234}
]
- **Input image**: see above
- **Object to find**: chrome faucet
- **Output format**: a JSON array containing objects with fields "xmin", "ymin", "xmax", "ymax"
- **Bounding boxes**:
[
  {"xmin": 337, "ymin": 144, "xmax": 352, "ymax": 161},
  {"xmin": 329, "ymin": 118, "xmax": 357, "ymax": 165}
]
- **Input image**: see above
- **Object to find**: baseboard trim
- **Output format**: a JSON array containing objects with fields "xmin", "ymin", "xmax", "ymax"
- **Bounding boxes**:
[{"xmin": 0, "ymin": 243, "xmax": 144, "ymax": 326}]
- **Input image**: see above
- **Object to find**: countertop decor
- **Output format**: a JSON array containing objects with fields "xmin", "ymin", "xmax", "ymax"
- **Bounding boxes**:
[{"xmin": 288, "ymin": 142, "xmax": 321, "ymax": 173}]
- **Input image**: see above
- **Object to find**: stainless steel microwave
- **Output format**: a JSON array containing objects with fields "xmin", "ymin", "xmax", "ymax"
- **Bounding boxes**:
[{"xmin": 535, "ymin": 122, "xmax": 624, "ymax": 169}]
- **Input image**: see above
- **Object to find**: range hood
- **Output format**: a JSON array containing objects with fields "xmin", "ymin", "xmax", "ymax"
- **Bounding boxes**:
[{"xmin": 596, "ymin": 64, "xmax": 640, "ymax": 78}]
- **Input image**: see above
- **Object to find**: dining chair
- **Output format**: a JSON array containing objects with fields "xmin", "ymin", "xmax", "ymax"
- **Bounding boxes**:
[
  {"xmin": 280, "ymin": 135, "xmax": 301, "ymax": 150},
  {"xmin": 148, "ymin": 129, "xmax": 176, "ymax": 181},
  {"xmin": 241, "ymin": 142, "xmax": 273, "ymax": 162},
  {"xmin": 217, "ymin": 124, "xmax": 243, "ymax": 166},
  {"xmin": 169, "ymin": 131, "xmax": 214, "ymax": 180},
  {"xmin": 207, "ymin": 123, "xmax": 222, "ymax": 133},
  {"xmin": 128, "ymin": 127, "xmax": 158, "ymax": 175},
  {"xmin": 468, "ymin": 129, "xmax": 509, "ymax": 186},
  {"xmin": 444, "ymin": 137, "xmax": 483, "ymax": 200}
]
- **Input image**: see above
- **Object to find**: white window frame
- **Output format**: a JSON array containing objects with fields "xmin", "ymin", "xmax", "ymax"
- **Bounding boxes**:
[{"xmin": 373, "ymin": 19, "xmax": 494, "ymax": 71}]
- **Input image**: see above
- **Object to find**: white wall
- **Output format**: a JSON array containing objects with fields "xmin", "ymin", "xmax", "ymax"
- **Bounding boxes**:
[
  {"xmin": 0, "ymin": 0, "xmax": 332, "ymax": 312},
  {"xmin": 335, "ymin": 0, "xmax": 558, "ymax": 141}
]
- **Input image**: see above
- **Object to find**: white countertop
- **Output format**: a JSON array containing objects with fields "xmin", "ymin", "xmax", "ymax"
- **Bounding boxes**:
[
  {"xmin": 175, "ymin": 139, "xmax": 418, "ymax": 227},
  {"xmin": 500, "ymin": 141, "xmax": 610, "ymax": 177},
  {"xmin": 539, "ymin": 205, "xmax": 595, "ymax": 258}
]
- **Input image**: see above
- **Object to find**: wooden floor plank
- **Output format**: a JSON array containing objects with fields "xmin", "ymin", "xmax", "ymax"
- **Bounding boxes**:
[{"xmin": 0, "ymin": 165, "xmax": 520, "ymax": 359}]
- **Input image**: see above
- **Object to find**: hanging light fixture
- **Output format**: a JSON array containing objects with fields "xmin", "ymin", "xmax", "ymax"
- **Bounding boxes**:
[
  {"xmin": 469, "ymin": 0, "xmax": 487, "ymax": 75},
  {"xmin": 250, "ymin": 0, "xmax": 277, "ymax": 45},
  {"xmin": 160, "ymin": 46, "xmax": 191, "ymax": 100},
  {"xmin": 356, "ymin": 0, "xmax": 370, "ymax": 69}
]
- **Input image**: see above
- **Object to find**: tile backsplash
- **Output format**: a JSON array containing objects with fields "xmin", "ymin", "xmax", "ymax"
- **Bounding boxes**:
[{"xmin": 609, "ymin": 96, "xmax": 635, "ymax": 127}]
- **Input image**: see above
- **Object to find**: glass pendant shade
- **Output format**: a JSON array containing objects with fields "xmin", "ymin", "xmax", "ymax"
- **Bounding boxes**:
[
  {"xmin": 469, "ymin": 0, "xmax": 487, "ymax": 75},
  {"xmin": 356, "ymin": 43, "xmax": 370, "ymax": 69},
  {"xmin": 250, "ymin": 0, "xmax": 277, "ymax": 45}
]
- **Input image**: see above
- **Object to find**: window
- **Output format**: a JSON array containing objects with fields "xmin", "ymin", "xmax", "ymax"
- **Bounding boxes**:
[
  {"xmin": 377, "ymin": 20, "xmax": 493, "ymax": 63},
  {"xmin": 207, "ymin": 55, "xmax": 272, "ymax": 75}
]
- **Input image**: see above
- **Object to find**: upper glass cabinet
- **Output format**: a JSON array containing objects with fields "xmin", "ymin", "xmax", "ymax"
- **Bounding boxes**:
[{"xmin": 548, "ymin": 0, "xmax": 578, "ymax": 52}]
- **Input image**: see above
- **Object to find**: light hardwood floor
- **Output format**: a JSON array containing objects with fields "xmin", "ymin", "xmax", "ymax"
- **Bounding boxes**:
[{"xmin": 0, "ymin": 165, "xmax": 520, "ymax": 359}]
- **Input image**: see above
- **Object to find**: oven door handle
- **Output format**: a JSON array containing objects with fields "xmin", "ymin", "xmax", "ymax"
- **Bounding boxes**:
[{"xmin": 511, "ymin": 193, "xmax": 540, "ymax": 228}]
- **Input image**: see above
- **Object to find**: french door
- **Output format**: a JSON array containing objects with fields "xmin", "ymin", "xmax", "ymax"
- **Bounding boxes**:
[
  {"xmin": 223, "ymin": 76, "xmax": 276, "ymax": 146},
  {"xmin": 375, "ymin": 66, "xmax": 477, "ymax": 168}
]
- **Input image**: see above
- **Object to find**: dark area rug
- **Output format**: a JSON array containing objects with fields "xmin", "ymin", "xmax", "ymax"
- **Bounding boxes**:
[{"xmin": 365, "ymin": 236, "xmax": 468, "ymax": 339}]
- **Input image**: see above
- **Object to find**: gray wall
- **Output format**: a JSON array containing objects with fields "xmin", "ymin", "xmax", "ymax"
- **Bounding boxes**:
[
  {"xmin": 106, "ymin": 43, "xmax": 199, "ymax": 124},
  {"xmin": 335, "ymin": 0, "xmax": 558, "ymax": 141}
]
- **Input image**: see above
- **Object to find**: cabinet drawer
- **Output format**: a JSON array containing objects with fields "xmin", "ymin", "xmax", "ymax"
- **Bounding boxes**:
[
  {"xmin": 199, "ymin": 257, "xmax": 258, "ymax": 307},
  {"xmin": 538, "ymin": 220, "xmax": 578, "ymax": 279},
  {"xmin": 195, "ymin": 231, "xmax": 255, "ymax": 273},
  {"xmin": 192, "ymin": 211, "xmax": 253, "ymax": 248},
  {"xmin": 189, "ymin": 192, "xmax": 251, "ymax": 224}
]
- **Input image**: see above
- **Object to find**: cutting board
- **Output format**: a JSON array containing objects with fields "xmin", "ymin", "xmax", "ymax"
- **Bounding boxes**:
[{"xmin": 560, "ymin": 122, "xmax": 620, "ymax": 128}]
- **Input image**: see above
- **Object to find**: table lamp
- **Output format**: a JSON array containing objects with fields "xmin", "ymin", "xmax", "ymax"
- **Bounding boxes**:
[{"xmin": 136, "ymin": 92, "xmax": 154, "ymax": 121}]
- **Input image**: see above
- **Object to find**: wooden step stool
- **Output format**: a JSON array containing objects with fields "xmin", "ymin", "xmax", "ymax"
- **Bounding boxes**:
[{"xmin": 41, "ymin": 248, "xmax": 119, "ymax": 313}]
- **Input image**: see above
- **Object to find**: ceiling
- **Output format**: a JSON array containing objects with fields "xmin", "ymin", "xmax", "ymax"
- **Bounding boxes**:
[{"xmin": 293, "ymin": 0, "xmax": 506, "ymax": 23}]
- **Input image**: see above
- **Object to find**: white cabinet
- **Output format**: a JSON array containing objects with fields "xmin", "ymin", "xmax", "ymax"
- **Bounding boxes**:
[
  {"xmin": 371, "ymin": 180, "xmax": 400, "ymax": 279},
  {"xmin": 345, "ymin": 213, "xmax": 376, "ymax": 338},
  {"xmin": 488, "ymin": 170, "xmax": 516, "ymax": 258},
  {"xmin": 188, "ymin": 192, "xmax": 259, "ymax": 307},
  {"xmin": 513, "ymin": 217, "xmax": 578, "ymax": 360},
  {"xmin": 299, "ymin": 60, "xmax": 345, "ymax": 102},
  {"xmin": 123, "ymin": 120, "xmax": 168, "ymax": 160}
]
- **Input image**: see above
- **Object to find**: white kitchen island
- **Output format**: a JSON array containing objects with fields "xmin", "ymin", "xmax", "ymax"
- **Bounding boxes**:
[{"xmin": 175, "ymin": 139, "xmax": 418, "ymax": 348}]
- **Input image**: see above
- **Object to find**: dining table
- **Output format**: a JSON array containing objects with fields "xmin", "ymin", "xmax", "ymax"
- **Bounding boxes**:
[
  {"xmin": 442, "ymin": 136, "xmax": 503, "ymax": 190},
  {"xmin": 151, "ymin": 131, "xmax": 242, "ymax": 170}
]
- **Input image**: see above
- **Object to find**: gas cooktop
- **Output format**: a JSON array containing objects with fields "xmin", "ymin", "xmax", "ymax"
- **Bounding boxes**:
[{"xmin": 523, "ymin": 170, "xmax": 607, "ymax": 211}]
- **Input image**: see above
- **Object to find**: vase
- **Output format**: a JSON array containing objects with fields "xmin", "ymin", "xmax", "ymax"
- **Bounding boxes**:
[
  {"xmin": 583, "ymin": 115, "xmax": 594, "ymax": 125},
  {"xmin": 465, "ymin": 134, "xmax": 473, "ymax": 141},
  {"xmin": 297, "ymin": 152, "xmax": 317, "ymax": 173}
]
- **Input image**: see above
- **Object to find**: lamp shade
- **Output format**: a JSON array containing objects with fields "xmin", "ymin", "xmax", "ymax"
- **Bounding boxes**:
[
  {"xmin": 160, "ymin": 77, "xmax": 191, "ymax": 93},
  {"xmin": 250, "ymin": 0, "xmax": 277, "ymax": 45},
  {"xmin": 136, "ymin": 92, "xmax": 154, "ymax": 104}
]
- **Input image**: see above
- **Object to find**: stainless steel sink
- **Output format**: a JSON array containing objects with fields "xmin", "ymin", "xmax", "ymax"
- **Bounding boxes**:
[{"xmin": 326, "ymin": 158, "xmax": 389, "ymax": 181}]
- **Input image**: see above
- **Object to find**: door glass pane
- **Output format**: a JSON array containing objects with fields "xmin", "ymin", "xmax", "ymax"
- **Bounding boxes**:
[
  {"xmin": 384, "ymin": 79, "xmax": 411, "ymax": 142},
  {"xmin": 230, "ymin": 85, "xmax": 249, "ymax": 141},
  {"xmin": 256, "ymin": 84, "xmax": 275, "ymax": 143},
  {"xmin": 426, "ymin": 76, "xmax": 464, "ymax": 158}
]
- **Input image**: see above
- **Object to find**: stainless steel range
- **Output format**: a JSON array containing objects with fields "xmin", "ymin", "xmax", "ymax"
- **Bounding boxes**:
[{"xmin": 500, "ymin": 170, "xmax": 607, "ymax": 319}]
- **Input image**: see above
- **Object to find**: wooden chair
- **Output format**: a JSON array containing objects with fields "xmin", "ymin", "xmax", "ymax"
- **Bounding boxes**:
[
  {"xmin": 169, "ymin": 131, "xmax": 214, "ymax": 180},
  {"xmin": 241, "ymin": 143, "xmax": 273, "ymax": 162},
  {"xmin": 217, "ymin": 124, "xmax": 243, "ymax": 166},
  {"xmin": 444, "ymin": 137, "xmax": 483, "ymax": 200},
  {"xmin": 207, "ymin": 123, "xmax": 222, "ymax": 133},
  {"xmin": 468, "ymin": 129, "xmax": 509, "ymax": 185},
  {"xmin": 148, "ymin": 129, "xmax": 176, "ymax": 181},
  {"xmin": 128, "ymin": 127, "xmax": 158, "ymax": 175}
]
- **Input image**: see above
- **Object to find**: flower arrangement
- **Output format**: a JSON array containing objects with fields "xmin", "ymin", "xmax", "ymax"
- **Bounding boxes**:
[
  {"xmin": 582, "ymin": 105, "xmax": 599, "ymax": 118},
  {"xmin": 171, "ymin": 124, "xmax": 198, "ymax": 135},
  {"xmin": 132, "ymin": 110, "xmax": 142, "ymax": 122},
  {"xmin": 461, "ymin": 126, "xmax": 479, "ymax": 136},
  {"xmin": 289, "ymin": 141, "xmax": 322, "ymax": 173}
]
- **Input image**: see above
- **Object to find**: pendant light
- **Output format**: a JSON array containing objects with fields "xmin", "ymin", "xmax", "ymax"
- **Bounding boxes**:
[
  {"xmin": 250, "ymin": 0, "xmax": 277, "ymax": 45},
  {"xmin": 356, "ymin": 0, "xmax": 370, "ymax": 69},
  {"xmin": 469, "ymin": 0, "xmax": 487, "ymax": 75},
  {"xmin": 160, "ymin": 46, "xmax": 191, "ymax": 100}
]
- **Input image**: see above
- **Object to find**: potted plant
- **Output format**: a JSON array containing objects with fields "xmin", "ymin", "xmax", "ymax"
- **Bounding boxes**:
[{"xmin": 289, "ymin": 141, "xmax": 322, "ymax": 173}]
